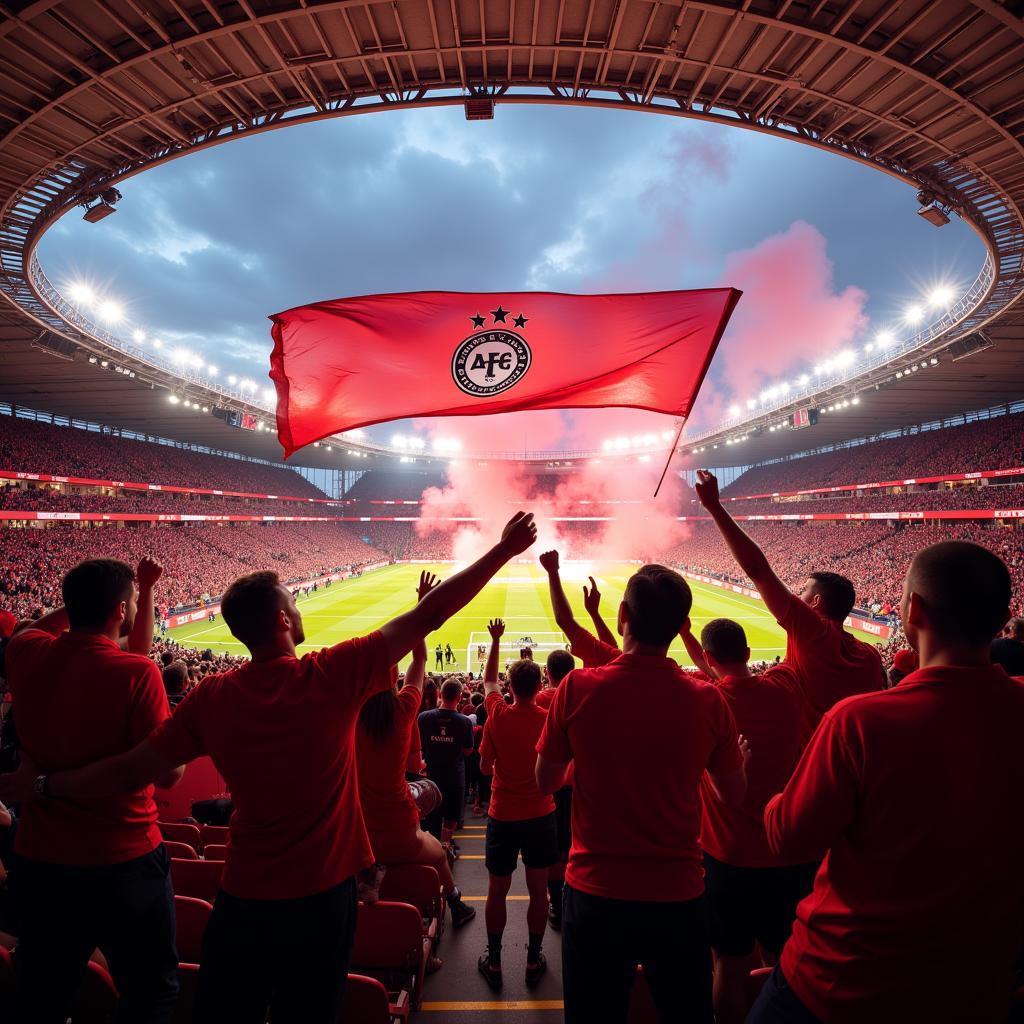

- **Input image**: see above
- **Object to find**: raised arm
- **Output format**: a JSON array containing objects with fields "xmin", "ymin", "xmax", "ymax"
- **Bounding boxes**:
[
  {"xmin": 484, "ymin": 618, "xmax": 504, "ymax": 693},
  {"xmin": 402, "ymin": 572, "xmax": 438, "ymax": 693},
  {"xmin": 695, "ymin": 470, "xmax": 793, "ymax": 622},
  {"xmin": 14, "ymin": 605, "xmax": 69, "ymax": 638},
  {"xmin": 539, "ymin": 550, "xmax": 578, "ymax": 634},
  {"xmin": 379, "ymin": 513, "xmax": 537, "ymax": 665},
  {"xmin": 124, "ymin": 556, "xmax": 162, "ymax": 656},
  {"xmin": 679, "ymin": 617, "xmax": 715, "ymax": 678},
  {"xmin": 583, "ymin": 576, "xmax": 618, "ymax": 648}
]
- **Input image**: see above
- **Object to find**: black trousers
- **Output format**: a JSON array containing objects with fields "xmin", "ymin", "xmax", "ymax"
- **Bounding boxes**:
[
  {"xmin": 9, "ymin": 844, "xmax": 178, "ymax": 1024},
  {"xmin": 193, "ymin": 875, "xmax": 357, "ymax": 1024},
  {"xmin": 561, "ymin": 884, "xmax": 713, "ymax": 1024}
]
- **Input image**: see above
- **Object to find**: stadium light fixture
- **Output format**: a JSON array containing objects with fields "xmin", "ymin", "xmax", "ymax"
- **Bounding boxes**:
[
  {"xmin": 746, "ymin": 398, "xmax": 756, "ymax": 410},
  {"xmin": 207, "ymin": 365, "xmax": 218, "ymax": 377},
  {"xmin": 152, "ymin": 338, "xmax": 163, "ymax": 349},
  {"xmin": 132, "ymin": 329, "xmax": 146, "ymax": 343},
  {"xmin": 836, "ymin": 349, "xmax": 856, "ymax": 368},
  {"xmin": 168, "ymin": 394, "xmax": 180, "ymax": 404},
  {"xmin": 797, "ymin": 374, "xmax": 809, "ymax": 386},
  {"xmin": 68, "ymin": 283, "xmax": 95, "ymax": 306},
  {"xmin": 728, "ymin": 404, "xmax": 740, "ymax": 417},
  {"xmin": 262, "ymin": 387, "xmax": 275, "ymax": 404},
  {"xmin": 852, "ymin": 396, "xmax": 860, "ymax": 405},
  {"xmin": 928, "ymin": 286, "xmax": 955, "ymax": 308},
  {"xmin": 904, "ymin": 304, "xmax": 924, "ymax": 324},
  {"xmin": 171, "ymin": 347, "xmax": 187, "ymax": 363},
  {"xmin": 98, "ymin": 300, "xmax": 124, "ymax": 324},
  {"xmin": 227, "ymin": 374, "xmax": 237, "ymax": 385},
  {"xmin": 930, "ymin": 357, "xmax": 938, "ymax": 365}
]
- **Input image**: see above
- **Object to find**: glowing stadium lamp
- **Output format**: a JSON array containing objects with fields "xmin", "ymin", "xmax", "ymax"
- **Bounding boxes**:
[
  {"xmin": 614, "ymin": 437, "xmax": 630, "ymax": 450},
  {"xmin": 207, "ymin": 365, "xmax": 218, "ymax": 377},
  {"xmin": 393, "ymin": 434, "xmax": 408, "ymax": 448},
  {"xmin": 746, "ymin": 398, "xmax": 756, "ymax": 410},
  {"xmin": 928, "ymin": 286, "xmax": 954, "ymax": 308},
  {"xmin": 68, "ymin": 283, "xmax": 95, "ymax": 305},
  {"xmin": 152, "ymin": 338, "xmax": 163, "ymax": 349},
  {"xmin": 187, "ymin": 353, "xmax": 203, "ymax": 369},
  {"xmin": 171, "ymin": 347, "xmax": 188, "ymax": 363},
  {"xmin": 98, "ymin": 300, "xmax": 124, "ymax": 324},
  {"xmin": 904, "ymin": 304, "xmax": 924, "ymax": 324},
  {"xmin": 865, "ymin": 343, "xmax": 874, "ymax": 353},
  {"xmin": 728, "ymin": 404, "xmax": 740, "ymax": 417},
  {"xmin": 132, "ymin": 329, "xmax": 146, "ymax": 343},
  {"xmin": 168, "ymin": 394, "xmax": 180, "ymax": 404},
  {"xmin": 852, "ymin": 396, "xmax": 861, "ymax": 405},
  {"xmin": 797, "ymin": 374, "xmax": 809, "ymax": 386},
  {"xmin": 409, "ymin": 437, "xmax": 425, "ymax": 450},
  {"xmin": 241, "ymin": 379, "xmax": 257, "ymax": 392},
  {"xmin": 780, "ymin": 382, "xmax": 790, "ymax": 393},
  {"xmin": 227, "ymin": 374, "xmax": 238, "ymax": 385},
  {"xmin": 263, "ymin": 387, "xmax": 275, "ymax": 404},
  {"xmin": 836, "ymin": 349, "xmax": 856, "ymax": 368}
]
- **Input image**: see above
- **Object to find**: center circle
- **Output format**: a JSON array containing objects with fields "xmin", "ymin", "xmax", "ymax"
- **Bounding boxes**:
[{"xmin": 451, "ymin": 330, "xmax": 532, "ymax": 397}]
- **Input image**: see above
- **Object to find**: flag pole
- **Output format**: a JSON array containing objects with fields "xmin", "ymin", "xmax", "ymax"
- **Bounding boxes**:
[{"xmin": 653, "ymin": 419, "xmax": 686, "ymax": 499}]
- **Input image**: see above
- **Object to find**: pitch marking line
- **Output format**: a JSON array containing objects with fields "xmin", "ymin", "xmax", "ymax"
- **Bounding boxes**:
[{"xmin": 421, "ymin": 1001, "xmax": 564, "ymax": 1011}]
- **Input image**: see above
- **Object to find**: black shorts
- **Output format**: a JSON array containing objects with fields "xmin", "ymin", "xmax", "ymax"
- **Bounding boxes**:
[
  {"xmin": 485, "ymin": 813, "xmax": 558, "ymax": 877},
  {"xmin": 426, "ymin": 769, "xmax": 465, "ymax": 824},
  {"xmin": 703, "ymin": 853, "xmax": 818, "ymax": 958},
  {"xmin": 554, "ymin": 784, "xmax": 573, "ymax": 859}
]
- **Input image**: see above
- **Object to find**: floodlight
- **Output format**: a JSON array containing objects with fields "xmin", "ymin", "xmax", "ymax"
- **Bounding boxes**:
[
  {"xmin": 68, "ymin": 283, "xmax": 95, "ymax": 305},
  {"xmin": 132, "ymin": 329, "xmax": 146, "ymax": 343},
  {"xmin": 904, "ymin": 304, "xmax": 924, "ymax": 324}
]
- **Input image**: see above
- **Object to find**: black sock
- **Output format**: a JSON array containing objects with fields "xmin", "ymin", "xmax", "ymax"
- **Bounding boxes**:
[
  {"xmin": 487, "ymin": 932, "xmax": 503, "ymax": 966},
  {"xmin": 547, "ymin": 880, "xmax": 563, "ymax": 910},
  {"xmin": 528, "ymin": 932, "xmax": 544, "ymax": 963}
]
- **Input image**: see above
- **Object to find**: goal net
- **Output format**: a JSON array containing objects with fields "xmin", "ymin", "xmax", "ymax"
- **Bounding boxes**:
[{"xmin": 466, "ymin": 631, "xmax": 569, "ymax": 674}]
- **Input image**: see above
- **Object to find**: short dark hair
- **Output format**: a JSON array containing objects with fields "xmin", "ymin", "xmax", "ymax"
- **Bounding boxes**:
[
  {"xmin": 508, "ymin": 659, "xmax": 542, "ymax": 699},
  {"xmin": 622, "ymin": 564, "xmax": 692, "ymax": 645},
  {"xmin": 220, "ymin": 571, "xmax": 286, "ymax": 647},
  {"xmin": 440, "ymin": 679, "xmax": 462, "ymax": 703},
  {"xmin": 808, "ymin": 571, "xmax": 857, "ymax": 622},
  {"xmin": 62, "ymin": 559, "xmax": 135, "ymax": 630},
  {"xmin": 701, "ymin": 618, "xmax": 748, "ymax": 664},
  {"xmin": 471, "ymin": 692, "xmax": 484, "ymax": 707},
  {"xmin": 546, "ymin": 649, "xmax": 575, "ymax": 684},
  {"xmin": 162, "ymin": 660, "xmax": 188, "ymax": 695},
  {"xmin": 519, "ymin": 647, "xmax": 533, "ymax": 660},
  {"xmin": 908, "ymin": 541, "xmax": 1010, "ymax": 646}
]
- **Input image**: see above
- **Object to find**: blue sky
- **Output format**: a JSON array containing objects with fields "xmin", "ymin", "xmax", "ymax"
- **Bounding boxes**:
[{"xmin": 39, "ymin": 102, "xmax": 984, "ymax": 450}]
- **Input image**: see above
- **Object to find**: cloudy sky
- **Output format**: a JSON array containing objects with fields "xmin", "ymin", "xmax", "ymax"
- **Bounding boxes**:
[{"xmin": 39, "ymin": 102, "xmax": 983, "ymax": 453}]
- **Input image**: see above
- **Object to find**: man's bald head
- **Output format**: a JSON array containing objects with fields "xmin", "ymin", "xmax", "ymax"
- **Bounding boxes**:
[{"xmin": 903, "ymin": 541, "xmax": 1011, "ymax": 647}]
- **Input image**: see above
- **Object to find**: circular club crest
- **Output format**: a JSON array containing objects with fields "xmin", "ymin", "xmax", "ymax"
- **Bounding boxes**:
[{"xmin": 451, "ymin": 330, "xmax": 531, "ymax": 397}]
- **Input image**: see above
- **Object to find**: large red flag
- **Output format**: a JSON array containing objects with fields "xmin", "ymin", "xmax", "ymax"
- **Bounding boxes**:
[{"xmin": 269, "ymin": 289, "xmax": 740, "ymax": 457}]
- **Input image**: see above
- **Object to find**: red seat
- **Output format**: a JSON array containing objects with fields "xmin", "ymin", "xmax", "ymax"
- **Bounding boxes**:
[
  {"xmin": 170, "ymin": 858, "xmax": 224, "ymax": 904},
  {"xmin": 202, "ymin": 843, "xmax": 228, "ymax": 861},
  {"xmin": 340, "ymin": 972, "xmax": 409, "ymax": 1024},
  {"xmin": 164, "ymin": 840, "xmax": 198, "ymax": 860},
  {"xmin": 159, "ymin": 822, "xmax": 202, "ymax": 850},
  {"xmin": 378, "ymin": 864, "xmax": 444, "ymax": 950},
  {"xmin": 172, "ymin": 962, "xmax": 200, "ymax": 1024},
  {"xmin": 174, "ymin": 895, "xmax": 212, "ymax": 964},
  {"xmin": 200, "ymin": 824, "xmax": 229, "ymax": 847},
  {"xmin": 351, "ymin": 901, "xmax": 427, "ymax": 1010},
  {"xmin": 69, "ymin": 960, "xmax": 119, "ymax": 1024}
]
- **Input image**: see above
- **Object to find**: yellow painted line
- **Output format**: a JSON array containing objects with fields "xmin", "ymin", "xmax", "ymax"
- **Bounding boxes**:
[
  {"xmin": 421, "ymin": 1001, "xmax": 564, "ymax": 1011},
  {"xmin": 457, "ymin": 854, "xmax": 485, "ymax": 859},
  {"xmin": 461, "ymin": 895, "xmax": 529, "ymax": 901},
  {"xmin": 452, "ymin": 834, "xmax": 485, "ymax": 839}
]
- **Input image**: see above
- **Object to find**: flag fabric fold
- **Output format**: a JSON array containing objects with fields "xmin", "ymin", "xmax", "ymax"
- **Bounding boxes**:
[{"xmin": 269, "ymin": 289, "xmax": 740, "ymax": 457}]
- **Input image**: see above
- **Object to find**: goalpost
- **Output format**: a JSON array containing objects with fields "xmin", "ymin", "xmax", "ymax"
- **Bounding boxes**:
[{"xmin": 466, "ymin": 630, "xmax": 569, "ymax": 674}]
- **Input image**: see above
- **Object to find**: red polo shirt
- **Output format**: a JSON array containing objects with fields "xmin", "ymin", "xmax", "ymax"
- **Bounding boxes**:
[
  {"xmin": 7, "ymin": 629, "xmax": 168, "ymax": 865},
  {"xmin": 538, "ymin": 653, "xmax": 742, "ymax": 901},
  {"xmin": 778, "ymin": 594, "xmax": 884, "ymax": 729},
  {"xmin": 562, "ymin": 620, "xmax": 619, "ymax": 668},
  {"xmin": 149, "ymin": 632, "xmax": 390, "ymax": 900},
  {"xmin": 480, "ymin": 691, "xmax": 554, "ymax": 822},
  {"xmin": 700, "ymin": 665, "xmax": 806, "ymax": 868},
  {"xmin": 765, "ymin": 665, "xmax": 1024, "ymax": 1024}
]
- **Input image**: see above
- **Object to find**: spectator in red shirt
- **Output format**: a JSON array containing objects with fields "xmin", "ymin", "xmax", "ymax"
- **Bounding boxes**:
[
  {"xmin": 2, "ymin": 511, "xmax": 538, "ymax": 1024},
  {"xmin": 695, "ymin": 618, "xmax": 817, "ymax": 1024},
  {"xmin": 537, "ymin": 647, "xmax": 576, "ymax": 930},
  {"xmin": 695, "ymin": 470, "xmax": 885, "ymax": 728},
  {"xmin": 536, "ymin": 564, "xmax": 749, "ymax": 1024},
  {"xmin": 356, "ymin": 572, "xmax": 476, "ymax": 931},
  {"xmin": 749, "ymin": 541, "xmax": 1024, "ymax": 1024},
  {"xmin": 477, "ymin": 619, "xmax": 558, "ymax": 990},
  {"xmin": 4, "ymin": 558, "xmax": 183, "ymax": 1024}
]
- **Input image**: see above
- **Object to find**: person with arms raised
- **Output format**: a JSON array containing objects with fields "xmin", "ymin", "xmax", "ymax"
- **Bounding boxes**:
[
  {"xmin": 477, "ymin": 618, "xmax": 558, "ymax": 990},
  {"xmin": 539, "ymin": 550, "xmax": 619, "ymax": 668},
  {"xmin": 694, "ymin": 469, "xmax": 884, "ymax": 729},
  {"xmin": 535, "ymin": 564, "xmax": 749, "ymax": 1024},
  {"xmin": 357, "ymin": 571, "xmax": 477, "ymax": 932},
  {"xmin": 1, "ymin": 512, "xmax": 537, "ymax": 1024},
  {"xmin": 748, "ymin": 541, "xmax": 1024, "ymax": 1024},
  {"xmin": 694, "ymin": 618, "xmax": 816, "ymax": 1024},
  {"xmin": 4, "ymin": 556, "xmax": 181, "ymax": 1024}
]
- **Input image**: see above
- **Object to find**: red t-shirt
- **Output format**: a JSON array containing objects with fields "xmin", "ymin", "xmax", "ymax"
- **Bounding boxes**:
[
  {"xmin": 700, "ymin": 666, "xmax": 806, "ymax": 868},
  {"xmin": 149, "ymin": 632, "xmax": 390, "ymax": 899},
  {"xmin": 357, "ymin": 682, "xmax": 422, "ymax": 836},
  {"xmin": 765, "ymin": 665, "xmax": 1024, "ymax": 1024},
  {"xmin": 535, "ymin": 687, "xmax": 556, "ymax": 710},
  {"xmin": 7, "ymin": 629, "xmax": 168, "ymax": 865},
  {"xmin": 779, "ymin": 594, "xmax": 884, "ymax": 730},
  {"xmin": 538, "ymin": 653, "xmax": 742, "ymax": 901},
  {"xmin": 480, "ymin": 691, "xmax": 555, "ymax": 822},
  {"xmin": 563, "ymin": 620, "xmax": 619, "ymax": 668}
]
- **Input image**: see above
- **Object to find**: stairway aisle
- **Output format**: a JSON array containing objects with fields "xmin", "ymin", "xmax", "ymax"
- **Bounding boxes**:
[{"xmin": 418, "ymin": 821, "xmax": 565, "ymax": 1024}]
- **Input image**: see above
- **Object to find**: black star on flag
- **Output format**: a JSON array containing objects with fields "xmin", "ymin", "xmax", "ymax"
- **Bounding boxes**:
[
  {"xmin": 513, "ymin": 314, "xmax": 528, "ymax": 328},
  {"xmin": 469, "ymin": 313, "xmax": 486, "ymax": 329},
  {"xmin": 490, "ymin": 305, "xmax": 509, "ymax": 323}
]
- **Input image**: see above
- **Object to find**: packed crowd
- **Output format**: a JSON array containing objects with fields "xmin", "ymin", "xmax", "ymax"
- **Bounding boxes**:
[
  {"xmin": 0, "ymin": 474, "xmax": 1021, "ymax": 1024},
  {"xmin": 721, "ymin": 410, "xmax": 1024, "ymax": 498},
  {"xmin": 0, "ymin": 414, "xmax": 324, "ymax": 497},
  {"xmin": 0, "ymin": 522, "xmax": 387, "ymax": 620}
]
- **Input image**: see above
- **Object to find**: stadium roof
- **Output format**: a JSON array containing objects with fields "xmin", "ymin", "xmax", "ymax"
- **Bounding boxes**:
[{"xmin": 1, "ymin": 0, "xmax": 1022, "ymax": 472}]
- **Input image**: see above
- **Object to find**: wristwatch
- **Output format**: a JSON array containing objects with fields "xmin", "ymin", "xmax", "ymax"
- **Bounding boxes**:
[{"xmin": 33, "ymin": 774, "xmax": 49, "ymax": 798}]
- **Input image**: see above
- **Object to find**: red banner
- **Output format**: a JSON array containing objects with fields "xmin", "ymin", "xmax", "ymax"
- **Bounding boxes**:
[{"xmin": 269, "ymin": 289, "xmax": 741, "ymax": 457}]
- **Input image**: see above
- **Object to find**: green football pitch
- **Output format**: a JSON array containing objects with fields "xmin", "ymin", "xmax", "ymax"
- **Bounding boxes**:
[{"xmin": 169, "ymin": 562, "xmax": 881, "ymax": 670}]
